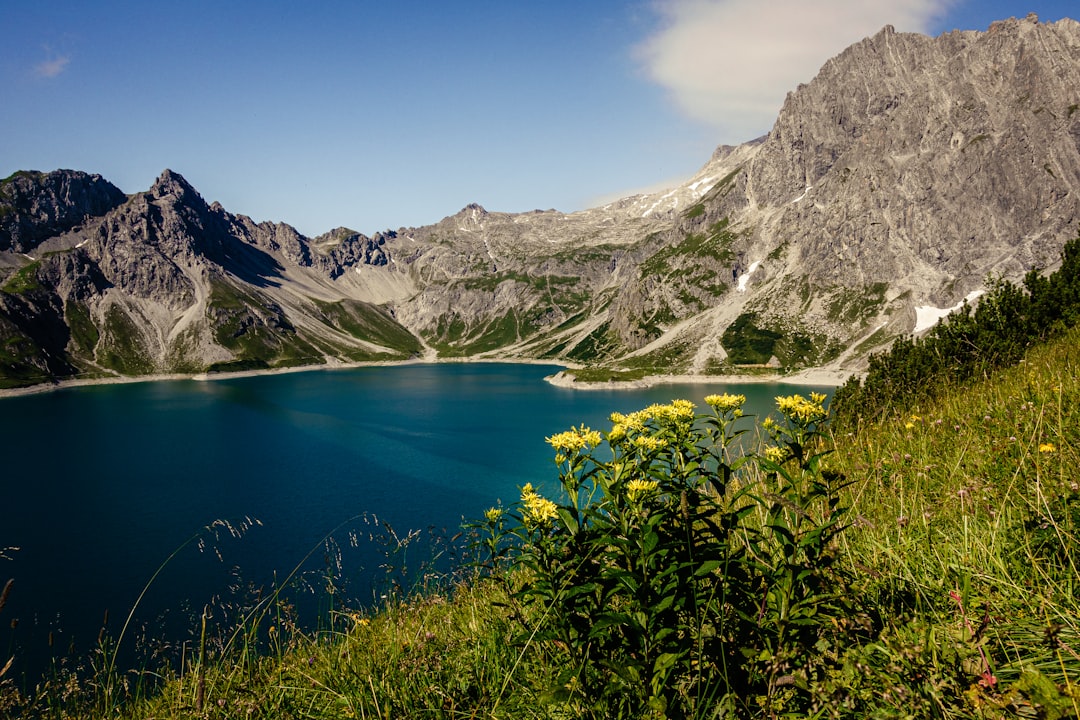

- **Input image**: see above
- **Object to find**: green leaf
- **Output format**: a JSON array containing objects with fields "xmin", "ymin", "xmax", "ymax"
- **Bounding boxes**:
[
  {"xmin": 695, "ymin": 559, "xmax": 723, "ymax": 577},
  {"xmin": 654, "ymin": 593, "xmax": 676, "ymax": 613},
  {"xmin": 641, "ymin": 528, "xmax": 660, "ymax": 555},
  {"xmin": 557, "ymin": 507, "xmax": 579, "ymax": 534}
]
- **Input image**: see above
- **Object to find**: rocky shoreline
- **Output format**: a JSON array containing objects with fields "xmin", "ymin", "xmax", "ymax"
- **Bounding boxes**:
[{"xmin": 542, "ymin": 368, "xmax": 854, "ymax": 390}]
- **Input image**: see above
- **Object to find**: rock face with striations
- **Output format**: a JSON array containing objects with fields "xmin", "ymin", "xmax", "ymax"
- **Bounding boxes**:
[
  {"xmin": 2, "ymin": 15, "xmax": 1080, "ymax": 388},
  {"xmin": 744, "ymin": 16, "xmax": 1080, "ymax": 289},
  {"xmin": 0, "ymin": 170, "xmax": 127, "ymax": 253}
]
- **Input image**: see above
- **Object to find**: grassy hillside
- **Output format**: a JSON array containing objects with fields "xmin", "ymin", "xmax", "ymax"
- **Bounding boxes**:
[{"xmin": 3, "ymin": 328, "xmax": 1079, "ymax": 717}]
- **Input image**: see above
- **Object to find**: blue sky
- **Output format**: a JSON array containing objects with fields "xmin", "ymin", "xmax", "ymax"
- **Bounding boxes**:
[{"xmin": 2, "ymin": 1, "xmax": 1074, "ymax": 237}]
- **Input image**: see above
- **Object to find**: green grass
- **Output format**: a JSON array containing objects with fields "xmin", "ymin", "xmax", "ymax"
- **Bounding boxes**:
[
  {"xmin": 0, "ymin": 331, "xmax": 55, "ymax": 388},
  {"xmin": 0, "ymin": 262, "xmax": 42, "ymax": 294},
  {"xmin": 64, "ymin": 300, "xmax": 99, "ymax": 355},
  {"xmin": 558, "ymin": 366, "xmax": 651, "ymax": 383},
  {"xmin": 564, "ymin": 321, "xmax": 621, "ymax": 363},
  {"xmin": 682, "ymin": 202, "xmax": 706, "ymax": 219},
  {"xmin": 312, "ymin": 298, "xmax": 423, "ymax": 357},
  {"xmin": 1, "ymin": 170, "xmax": 45, "ymax": 186},
  {"xmin": 699, "ymin": 166, "xmax": 742, "ymax": 203},
  {"xmin": 96, "ymin": 305, "xmax": 155, "ymax": 375},
  {"xmin": 720, "ymin": 310, "xmax": 839, "ymax": 368},
  {"xmin": 825, "ymin": 282, "xmax": 888, "ymax": 324},
  {"xmin": 821, "ymin": 325, "xmax": 1080, "ymax": 716},
  {"xmin": 426, "ymin": 311, "xmax": 523, "ymax": 357},
  {"xmin": 206, "ymin": 281, "xmax": 328, "ymax": 369},
  {"xmin": 640, "ymin": 218, "xmax": 738, "ymax": 277},
  {"xmin": 721, "ymin": 311, "xmax": 782, "ymax": 364}
]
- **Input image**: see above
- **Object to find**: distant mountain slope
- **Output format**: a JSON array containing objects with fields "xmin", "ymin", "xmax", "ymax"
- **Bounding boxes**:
[{"xmin": 2, "ymin": 14, "xmax": 1079, "ymax": 389}]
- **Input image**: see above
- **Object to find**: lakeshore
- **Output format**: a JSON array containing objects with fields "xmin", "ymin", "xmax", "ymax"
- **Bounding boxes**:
[
  {"xmin": 0, "ymin": 356, "xmax": 854, "ymax": 399},
  {"xmin": 542, "ymin": 366, "xmax": 854, "ymax": 390}
]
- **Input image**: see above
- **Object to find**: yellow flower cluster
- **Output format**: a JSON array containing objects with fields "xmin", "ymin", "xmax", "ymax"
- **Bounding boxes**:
[
  {"xmin": 1039, "ymin": 442, "xmax": 1057, "ymax": 453},
  {"xmin": 775, "ymin": 393, "xmax": 829, "ymax": 425},
  {"xmin": 546, "ymin": 425, "xmax": 603, "ymax": 453},
  {"xmin": 632, "ymin": 435, "xmax": 667, "ymax": 452},
  {"xmin": 484, "ymin": 507, "xmax": 504, "ymax": 523},
  {"xmin": 705, "ymin": 393, "xmax": 746, "ymax": 414},
  {"xmin": 520, "ymin": 483, "xmax": 558, "ymax": 525},
  {"xmin": 763, "ymin": 445, "xmax": 789, "ymax": 464},
  {"xmin": 625, "ymin": 478, "xmax": 659, "ymax": 502},
  {"xmin": 608, "ymin": 400, "xmax": 696, "ymax": 445}
]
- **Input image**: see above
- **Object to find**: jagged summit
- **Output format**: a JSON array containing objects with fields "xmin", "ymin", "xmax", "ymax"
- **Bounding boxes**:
[
  {"xmin": 149, "ymin": 168, "xmax": 204, "ymax": 205},
  {"xmin": 0, "ymin": 169, "xmax": 127, "ymax": 253}
]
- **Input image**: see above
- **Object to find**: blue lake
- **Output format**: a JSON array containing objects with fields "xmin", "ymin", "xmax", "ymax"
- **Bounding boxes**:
[{"xmin": 0, "ymin": 363, "xmax": 830, "ymax": 678}]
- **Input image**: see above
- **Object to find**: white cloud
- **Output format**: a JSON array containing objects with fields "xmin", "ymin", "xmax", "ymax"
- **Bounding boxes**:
[
  {"xmin": 34, "ymin": 54, "xmax": 70, "ymax": 79},
  {"xmin": 639, "ymin": 0, "xmax": 953, "ymax": 142}
]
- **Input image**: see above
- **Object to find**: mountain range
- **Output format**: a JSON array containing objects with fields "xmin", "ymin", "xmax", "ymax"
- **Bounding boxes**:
[{"xmin": 2, "ymin": 14, "xmax": 1079, "ymax": 389}]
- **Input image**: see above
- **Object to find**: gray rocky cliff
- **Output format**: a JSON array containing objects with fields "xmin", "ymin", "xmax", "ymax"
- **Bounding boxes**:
[
  {"xmin": 746, "ymin": 16, "xmax": 1080, "ymax": 288},
  {"xmin": 0, "ymin": 170, "xmax": 127, "ymax": 253}
]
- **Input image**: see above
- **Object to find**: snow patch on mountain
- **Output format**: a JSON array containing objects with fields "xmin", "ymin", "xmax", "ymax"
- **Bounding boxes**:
[
  {"xmin": 914, "ymin": 290, "xmax": 985, "ymax": 333},
  {"xmin": 737, "ymin": 261, "xmax": 760, "ymax": 292}
]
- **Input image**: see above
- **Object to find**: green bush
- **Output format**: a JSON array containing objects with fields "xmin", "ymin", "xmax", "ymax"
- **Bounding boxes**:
[{"xmin": 477, "ymin": 393, "xmax": 861, "ymax": 718}]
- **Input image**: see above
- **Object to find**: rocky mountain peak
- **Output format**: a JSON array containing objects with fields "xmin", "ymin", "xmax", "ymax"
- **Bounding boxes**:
[
  {"xmin": 149, "ymin": 169, "xmax": 204, "ymax": 207},
  {"xmin": 0, "ymin": 169, "xmax": 127, "ymax": 253},
  {"xmin": 453, "ymin": 201, "xmax": 488, "ymax": 218}
]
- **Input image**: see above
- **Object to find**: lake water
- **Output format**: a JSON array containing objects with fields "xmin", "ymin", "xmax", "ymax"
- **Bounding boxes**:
[{"xmin": 0, "ymin": 363, "xmax": 830, "ymax": 679}]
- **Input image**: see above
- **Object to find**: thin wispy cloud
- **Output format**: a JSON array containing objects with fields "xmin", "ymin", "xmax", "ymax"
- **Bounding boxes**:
[
  {"xmin": 34, "ymin": 53, "xmax": 70, "ymax": 79},
  {"xmin": 639, "ymin": 0, "xmax": 953, "ymax": 142}
]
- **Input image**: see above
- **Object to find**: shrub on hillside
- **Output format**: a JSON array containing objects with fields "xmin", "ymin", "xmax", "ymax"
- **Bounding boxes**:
[{"xmin": 833, "ymin": 231, "xmax": 1080, "ymax": 427}]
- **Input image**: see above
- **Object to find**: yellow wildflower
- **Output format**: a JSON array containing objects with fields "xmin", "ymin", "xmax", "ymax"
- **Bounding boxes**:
[
  {"xmin": 484, "ymin": 507, "xmax": 503, "ymax": 523},
  {"xmin": 905, "ymin": 422, "xmax": 915, "ymax": 430},
  {"xmin": 669, "ymin": 399, "xmax": 696, "ymax": 420},
  {"xmin": 623, "ymin": 411, "xmax": 647, "ymax": 432},
  {"xmin": 763, "ymin": 445, "xmax": 789, "ymax": 464},
  {"xmin": 608, "ymin": 423, "xmax": 627, "ymax": 443},
  {"xmin": 705, "ymin": 393, "xmax": 747, "ymax": 414},
  {"xmin": 520, "ymin": 483, "xmax": 558, "ymax": 525},
  {"xmin": 775, "ymin": 394, "xmax": 828, "ymax": 425},
  {"xmin": 626, "ymin": 478, "xmax": 660, "ymax": 503},
  {"xmin": 546, "ymin": 425, "xmax": 602, "ymax": 453},
  {"xmin": 1039, "ymin": 443, "xmax": 1057, "ymax": 453},
  {"xmin": 632, "ymin": 435, "xmax": 666, "ymax": 452}
]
